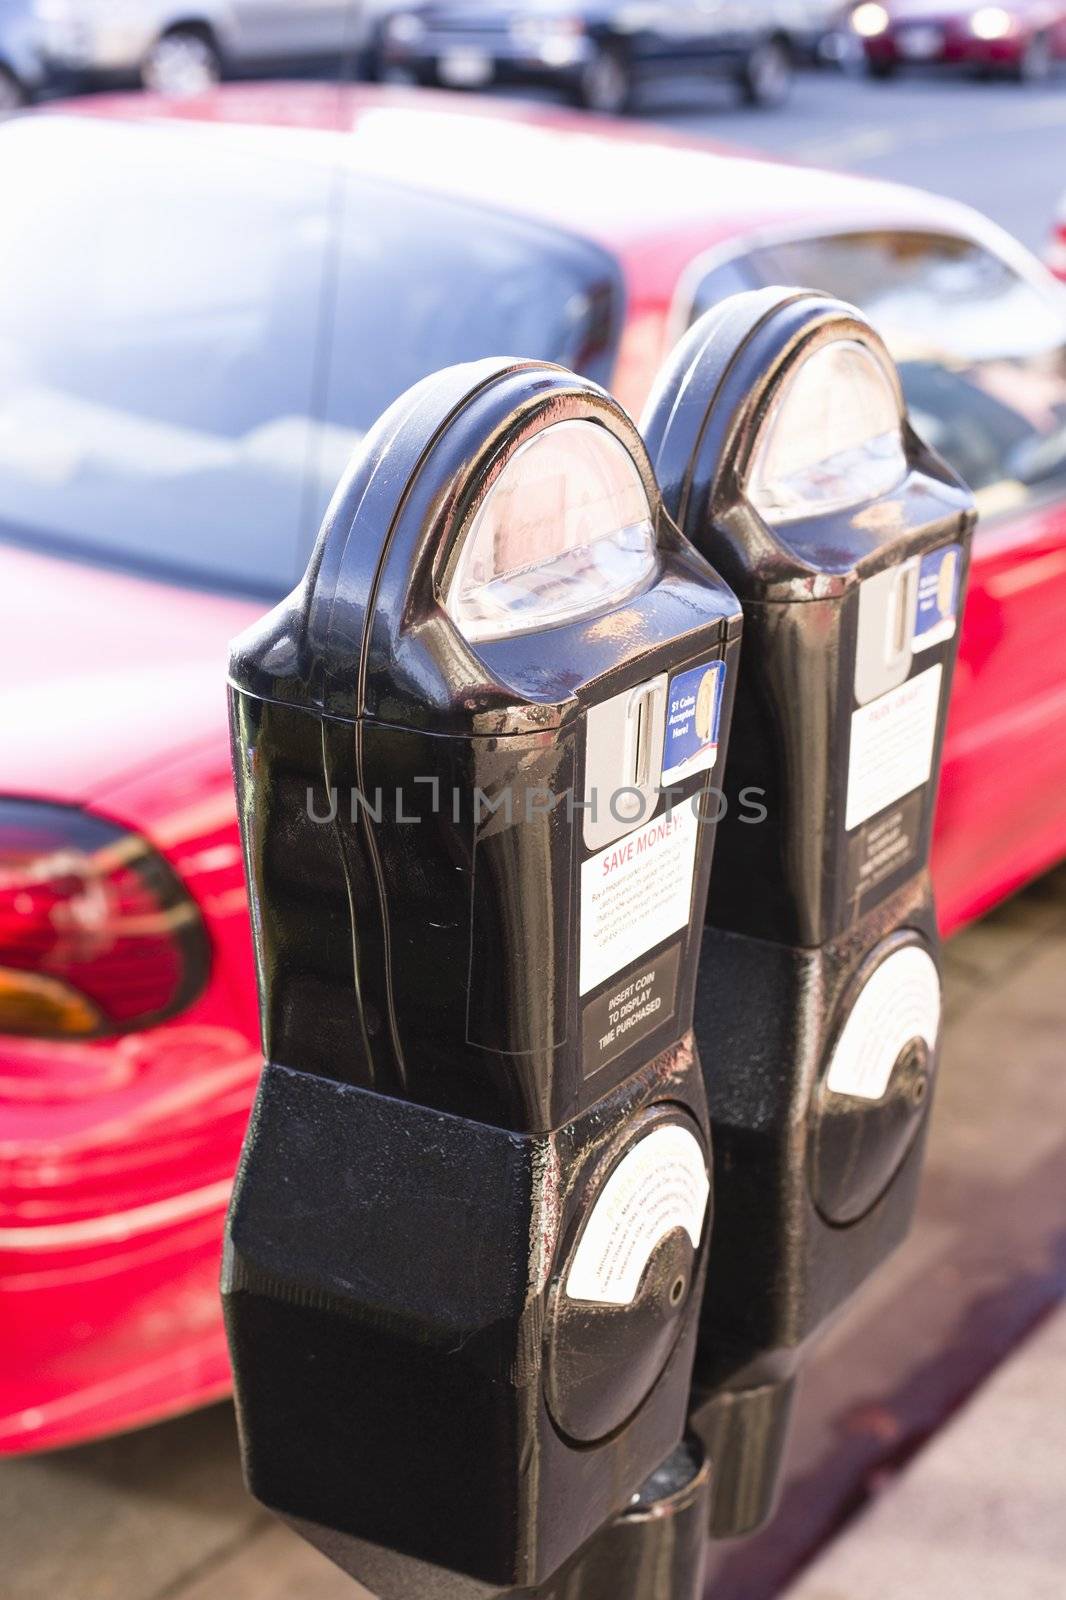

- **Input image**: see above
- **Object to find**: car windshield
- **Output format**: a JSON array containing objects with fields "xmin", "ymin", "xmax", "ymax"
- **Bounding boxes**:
[
  {"xmin": 0, "ymin": 115, "xmax": 619, "ymax": 596},
  {"xmin": 689, "ymin": 228, "xmax": 1066, "ymax": 511}
]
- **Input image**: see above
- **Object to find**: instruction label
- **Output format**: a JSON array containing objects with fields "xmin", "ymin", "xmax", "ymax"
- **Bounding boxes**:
[
  {"xmin": 846, "ymin": 663, "xmax": 942, "ymax": 832},
  {"xmin": 565, "ymin": 1123, "xmax": 709, "ymax": 1306},
  {"xmin": 582, "ymin": 944, "xmax": 680, "ymax": 1078},
  {"xmin": 580, "ymin": 804, "xmax": 699, "ymax": 996},
  {"xmin": 826, "ymin": 945, "xmax": 941, "ymax": 1101},
  {"xmin": 662, "ymin": 661, "xmax": 726, "ymax": 785},
  {"xmin": 847, "ymin": 791, "xmax": 923, "ymax": 910}
]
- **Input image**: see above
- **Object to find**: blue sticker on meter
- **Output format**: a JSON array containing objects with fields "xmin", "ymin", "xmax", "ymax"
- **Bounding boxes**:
[
  {"xmin": 913, "ymin": 545, "xmax": 961, "ymax": 652},
  {"xmin": 662, "ymin": 661, "xmax": 726, "ymax": 785}
]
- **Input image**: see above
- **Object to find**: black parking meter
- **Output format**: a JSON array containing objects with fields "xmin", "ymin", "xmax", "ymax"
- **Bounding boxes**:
[
  {"xmin": 642, "ymin": 289, "xmax": 976, "ymax": 1536},
  {"xmin": 223, "ymin": 357, "xmax": 742, "ymax": 1594}
]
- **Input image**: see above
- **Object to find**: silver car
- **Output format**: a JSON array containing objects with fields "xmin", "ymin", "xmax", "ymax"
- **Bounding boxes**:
[
  {"xmin": 29, "ymin": 0, "xmax": 369, "ymax": 96},
  {"xmin": 0, "ymin": 1, "xmax": 48, "ymax": 108}
]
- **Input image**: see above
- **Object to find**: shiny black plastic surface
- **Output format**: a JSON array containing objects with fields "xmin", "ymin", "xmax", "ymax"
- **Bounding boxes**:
[
  {"xmin": 644, "ymin": 287, "xmax": 976, "ymax": 947},
  {"xmin": 643, "ymin": 290, "xmax": 976, "ymax": 1538},
  {"xmin": 231, "ymin": 358, "xmax": 742, "ymax": 1132},
  {"xmin": 224, "ymin": 357, "xmax": 742, "ymax": 1590}
]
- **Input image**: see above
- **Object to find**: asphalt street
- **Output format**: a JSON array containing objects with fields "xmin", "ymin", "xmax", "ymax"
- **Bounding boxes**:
[{"xmin": 641, "ymin": 65, "xmax": 1066, "ymax": 254}]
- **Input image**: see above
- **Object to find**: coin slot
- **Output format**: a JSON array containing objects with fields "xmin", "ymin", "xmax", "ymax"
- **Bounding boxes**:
[
  {"xmin": 631, "ymin": 685, "xmax": 652, "ymax": 788},
  {"xmin": 888, "ymin": 562, "xmax": 918, "ymax": 663}
]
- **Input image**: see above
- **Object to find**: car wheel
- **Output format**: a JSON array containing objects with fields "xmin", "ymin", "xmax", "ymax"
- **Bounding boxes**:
[
  {"xmin": 0, "ymin": 65, "xmax": 27, "ymax": 114},
  {"xmin": 866, "ymin": 57, "xmax": 898, "ymax": 80},
  {"xmin": 142, "ymin": 27, "xmax": 223, "ymax": 96},
  {"xmin": 739, "ymin": 37, "xmax": 793, "ymax": 107},
  {"xmin": 578, "ymin": 48, "xmax": 632, "ymax": 114},
  {"xmin": 1015, "ymin": 32, "xmax": 1052, "ymax": 84}
]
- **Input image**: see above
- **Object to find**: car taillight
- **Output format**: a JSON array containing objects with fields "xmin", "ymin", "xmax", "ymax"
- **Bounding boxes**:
[{"xmin": 0, "ymin": 800, "xmax": 209, "ymax": 1039}]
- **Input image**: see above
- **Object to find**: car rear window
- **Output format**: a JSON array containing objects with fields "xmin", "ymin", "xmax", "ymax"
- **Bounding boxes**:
[{"xmin": 0, "ymin": 115, "xmax": 622, "ymax": 596}]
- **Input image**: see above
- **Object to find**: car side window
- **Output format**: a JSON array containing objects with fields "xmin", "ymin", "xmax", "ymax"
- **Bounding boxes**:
[{"xmin": 686, "ymin": 230, "xmax": 1066, "ymax": 514}]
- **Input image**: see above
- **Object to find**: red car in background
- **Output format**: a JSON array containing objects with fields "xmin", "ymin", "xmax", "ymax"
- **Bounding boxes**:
[
  {"xmin": 852, "ymin": 0, "xmax": 1066, "ymax": 78},
  {"xmin": 3, "ymin": 85, "xmax": 1066, "ymax": 1456}
]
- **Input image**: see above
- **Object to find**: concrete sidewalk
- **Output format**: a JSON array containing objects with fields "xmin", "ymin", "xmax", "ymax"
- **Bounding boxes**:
[{"xmin": 780, "ymin": 1302, "xmax": 1066, "ymax": 1600}]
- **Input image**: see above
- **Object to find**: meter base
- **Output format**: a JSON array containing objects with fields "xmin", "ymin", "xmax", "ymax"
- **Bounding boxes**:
[
  {"xmin": 225, "ymin": 1053, "xmax": 710, "ymax": 1592},
  {"xmin": 694, "ymin": 876, "xmax": 939, "ymax": 1376},
  {"xmin": 688, "ymin": 878, "xmax": 940, "ymax": 1537},
  {"xmin": 292, "ymin": 1440, "xmax": 711, "ymax": 1600},
  {"xmin": 689, "ymin": 1378, "xmax": 797, "ymax": 1538},
  {"xmin": 523, "ymin": 1438, "xmax": 711, "ymax": 1600}
]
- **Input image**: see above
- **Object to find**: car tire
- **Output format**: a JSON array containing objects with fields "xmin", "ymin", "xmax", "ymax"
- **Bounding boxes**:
[
  {"xmin": 142, "ymin": 27, "xmax": 223, "ymax": 96},
  {"xmin": 1014, "ymin": 32, "xmax": 1052, "ymax": 84},
  {"xmin": 0, "ymin": 64, "xmax": 27, "ymax": 114},
  {"xmin": 739, "ymin": 37, "xmax": 793, "ymax": 107},
  {"xmin": 577, "ymin": 48, "xmax": 633, "ymax": 114},
  {"xmin": 866, "ymin": 57, "xmax": 898, "ymax": 80}
]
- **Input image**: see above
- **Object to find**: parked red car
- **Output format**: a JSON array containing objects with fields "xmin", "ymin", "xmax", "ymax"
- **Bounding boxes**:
[
  {"xmin": 852, "ymin": 0, "xmax": 1066, "ymax": 78},
  {"xmin": 1049, "ymin": 191, "xmax": 1066, "ymax": 279},
  {"xmin": 3, "ymin": 84, "xmax": 1066, "ymax": 1455}
]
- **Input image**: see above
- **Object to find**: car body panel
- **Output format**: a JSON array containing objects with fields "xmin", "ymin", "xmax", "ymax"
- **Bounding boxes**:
[
  {"xmin": 31, "ymin": 0, "xmax": 364, "ymax": 82},
  {"xmin": 1048, "ymin": 191, "xmax": 1066, "ymax": 279},
  {"xmin": 0, "ymin": 547, "xmax": 261, "ymax": 1452},
  {"xmin": 937, "ymin": 496, "xmax": 1066, "ymax": 922},
  {"xmin": 0, "ymin": 547, "xmax": 258, "ymax": 803},
  {"xmin": 4, "ymin": 84, "xmax": 1065, "ymax": 1453}
]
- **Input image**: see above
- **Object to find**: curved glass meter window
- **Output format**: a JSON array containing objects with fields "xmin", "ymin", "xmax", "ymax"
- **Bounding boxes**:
[
  {"xmin": 746, "ymin": 339, "xmax": 907, "ymax": 524},
  {"xmin": 446, "ymin": 419, "xmax": 658, "ymax": 641}
]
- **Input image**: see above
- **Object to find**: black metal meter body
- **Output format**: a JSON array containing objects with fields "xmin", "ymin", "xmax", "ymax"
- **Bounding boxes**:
[
  {"xmin": 642, "ymin": 289, "xmax": 976, "ymax": 1535},
  {"xmin": 223, "ymin": 358, "xmax": 741, "ymax": 1594}
]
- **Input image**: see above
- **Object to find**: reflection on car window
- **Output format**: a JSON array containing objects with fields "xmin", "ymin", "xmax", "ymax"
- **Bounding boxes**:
[
  {"xmin": 689, "ymin": 230, "xmax": 1066, "ymax": 511},
  {"xmin": 0, "ymin": 117, "xmax": 619, "ymax": 596}
]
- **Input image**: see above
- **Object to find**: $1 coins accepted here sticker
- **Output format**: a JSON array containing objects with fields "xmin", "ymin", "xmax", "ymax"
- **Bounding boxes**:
[{"xmin": 580, "ymin": 805, "xmax": 699, "ymax": 996}]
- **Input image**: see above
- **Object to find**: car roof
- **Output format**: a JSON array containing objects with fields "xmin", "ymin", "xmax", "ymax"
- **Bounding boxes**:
[{"xmin": 55, "ymin": 82, "xmax": 1001, "ymax": 279}]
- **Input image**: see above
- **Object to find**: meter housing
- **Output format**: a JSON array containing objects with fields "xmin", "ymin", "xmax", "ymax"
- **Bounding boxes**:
[
  {"xmin": 224, "ymin": 359, "xmax": 741, "ymax": 1592},
  {"xmin": 644, "ymin": 289, "xmax": 975, "ymax": 1535}
]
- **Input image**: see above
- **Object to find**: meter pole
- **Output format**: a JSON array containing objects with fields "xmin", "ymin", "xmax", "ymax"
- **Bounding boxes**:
[
  {"xmin": 347, "ymin": 1441, "xmax": 711, "ymax": 1600},
  {"xmin": 518, "ymin": 1441, "xmax": 711, "ymax": 1600}
]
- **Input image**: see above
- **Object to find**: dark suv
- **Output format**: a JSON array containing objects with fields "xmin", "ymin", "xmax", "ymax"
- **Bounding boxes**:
[{"xmin": 376, "ymin": 0, "xmax": 794, "ymax": 112}]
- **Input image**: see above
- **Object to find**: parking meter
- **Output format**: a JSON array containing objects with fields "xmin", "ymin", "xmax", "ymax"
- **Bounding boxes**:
[
  {"xmin": 223, "ymin": 357, "xmax": 742, "ymax": 1594},
  {"xmin": 642, "ymin": 289, "xmax": 976, "ymax": 1535}
]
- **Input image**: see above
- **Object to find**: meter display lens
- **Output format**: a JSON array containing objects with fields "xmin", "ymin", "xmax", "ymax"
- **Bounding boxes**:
[
  {"xmin": 446, "ymin": 419, "xmax": 657, "ymax": 641},
  {"xmin": 746, "ymin": 339, "xmax": 907, "ymax": 524}
]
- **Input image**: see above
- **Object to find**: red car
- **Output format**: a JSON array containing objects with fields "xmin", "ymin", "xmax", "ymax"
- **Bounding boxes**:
[
  {"xmin": 852, "ymin": 0, "xmax": 1066, "ymax": 78},
  {"xmin": 1050, "ymin": 190, "xmax": 1066, "ymax": 279},
  {"xmin": 3, "ymin": 84, "xmax": 1066, "ymax": 1455}
]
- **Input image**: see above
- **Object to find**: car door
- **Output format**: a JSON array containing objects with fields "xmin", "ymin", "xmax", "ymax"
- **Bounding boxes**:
[
  {"xmin": 678, "ymin": 226, "xmax": 1066, "ymax": 932},
  {"xmin": 228, "ymin": 0, "xmax": 359, "ymax": 62},
  {"xmin": 626, "ymin": 0, "xmax": 750, "ymax": 70},
  {"xmin": 689, "ymin": 0, "xmax": 762, "ymax": 60}
]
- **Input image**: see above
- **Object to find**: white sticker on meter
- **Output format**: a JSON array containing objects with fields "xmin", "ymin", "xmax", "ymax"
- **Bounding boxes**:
[
  {"xmin": 846, "ymin": 663, "xmax": 942, "ymax": 832},
  {"xmin": 825, "ymin": 945, "xmax": 941, "ymax": 1102},
  {"xmin": 580, "ymin": 804, "xmax": 699, "ymax": 996},
  {"xmin": 566, "ymin": 1124, "xmax": 709, "ymax": 1307}
]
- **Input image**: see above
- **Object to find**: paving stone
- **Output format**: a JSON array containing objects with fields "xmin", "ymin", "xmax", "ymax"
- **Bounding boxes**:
[{"xmin": 779, "ymin": 1304, "xmax": 1066, "ymax": 1600}]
